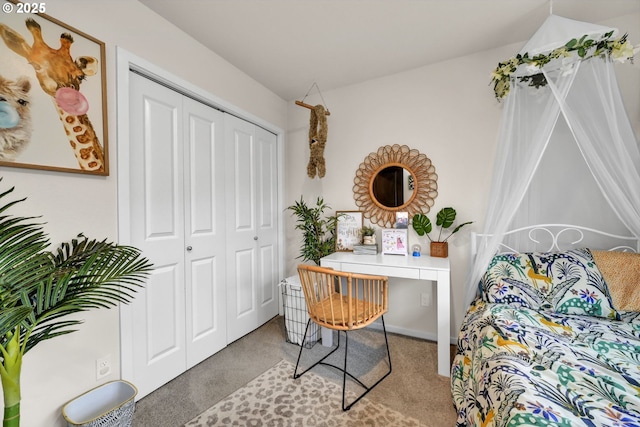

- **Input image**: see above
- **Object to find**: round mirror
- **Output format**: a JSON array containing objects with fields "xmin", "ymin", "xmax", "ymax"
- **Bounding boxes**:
[
  {"xmin": 353, "ymin": 145, "xmax": 438, "ymax": 227},
  {"xmin": 371, "ymin": 165, "xmax": 415, "ymax": 208}
]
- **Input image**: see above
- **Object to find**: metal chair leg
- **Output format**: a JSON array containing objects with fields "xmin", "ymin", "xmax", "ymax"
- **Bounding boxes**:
[
  {"xmin": 293, "ymin": 319, "xmax": 341, "ymax": 379},
  {"xmin": 293, "ymin": 317, "xmax": 392, "ymax": 411},
  {"xmin": 341, "ymin": 316, "xmax": 392, "ymax": 411}
]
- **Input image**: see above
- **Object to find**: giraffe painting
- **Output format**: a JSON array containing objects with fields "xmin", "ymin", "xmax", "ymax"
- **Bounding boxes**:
[
  {"xmin": 0, "ymin": 18, "xmax": 106, "ymax": 173},
  {"xmin": 0, "ymin": 74, "xmax": 32, "ymax": 161}
]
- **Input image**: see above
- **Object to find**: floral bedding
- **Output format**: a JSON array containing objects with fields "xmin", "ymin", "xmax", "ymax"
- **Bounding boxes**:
[{"xmin": 452, "ymin": 248, "xmax": 640, "ymax": 427}]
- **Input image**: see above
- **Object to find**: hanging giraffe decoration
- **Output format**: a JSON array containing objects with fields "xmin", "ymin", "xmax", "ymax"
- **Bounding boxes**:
[
  {"xmin": 296, "ymin": 83, "xmax": 330, "ymax": 179},
  {"xmin": 0, "ymin": 18, "xmax": 106, "ymax": 173},
  {"xmin": 306, "ymin": 104, "xmax": 328, "ymax": 179}
]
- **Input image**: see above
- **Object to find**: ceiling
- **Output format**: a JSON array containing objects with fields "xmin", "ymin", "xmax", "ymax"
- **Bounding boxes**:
[{"xmin": 139, "ymin": 0, "xmax": 640, "ymax": 101}]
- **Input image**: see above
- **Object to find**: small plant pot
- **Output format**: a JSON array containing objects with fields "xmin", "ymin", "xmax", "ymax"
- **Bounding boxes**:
[
  {"xmin": 363, "ymin": 236, "xmax": 376, "ymax": 245},
  {"xmin": 430, "ymin": 241, "xmax": 448, "ymax": 258}
]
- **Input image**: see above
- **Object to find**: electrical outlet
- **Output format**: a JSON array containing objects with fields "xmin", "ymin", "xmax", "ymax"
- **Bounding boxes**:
[
  {"xmin": 96, "ymin": 355, "xmax": 112, "ymax": 380},
  {"xmin": 420, "ymin": 292, "xmax": 430, "ymax": 307}
]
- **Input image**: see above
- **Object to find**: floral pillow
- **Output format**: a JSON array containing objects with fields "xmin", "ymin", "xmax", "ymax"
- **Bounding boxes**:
[{"xmin": 480, "ymin": 248, "xmax": 620, "ymax": 320}]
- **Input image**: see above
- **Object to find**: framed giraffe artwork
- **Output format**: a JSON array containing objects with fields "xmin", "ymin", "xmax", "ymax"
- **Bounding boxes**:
[{"xmin": 0, "ymin": 0, "xmax": 109, "ymax": 175}]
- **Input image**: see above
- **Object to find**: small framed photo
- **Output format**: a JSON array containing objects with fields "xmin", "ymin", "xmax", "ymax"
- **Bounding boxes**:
[
  {"xmin": 336, "ymin": 211, "xmax": 363, "ymax": 251},
  {"xmin": 382, "ymin": 228, "xmax": 408, "ymax": 256},
  {"xmin": 395, "ymin": 212, "xmax": 409, "ymax": 229}
]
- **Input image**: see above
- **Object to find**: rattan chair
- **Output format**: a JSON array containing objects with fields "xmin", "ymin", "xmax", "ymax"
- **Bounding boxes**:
[{"xmin": 293, "ymin": 264, "xmax": 392, "ymax": 411}]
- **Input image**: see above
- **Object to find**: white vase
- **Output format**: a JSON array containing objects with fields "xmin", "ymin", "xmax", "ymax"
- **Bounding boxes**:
[{"xmin": 363, "ymin": 236, "xmax": 375, "ymax": 245}]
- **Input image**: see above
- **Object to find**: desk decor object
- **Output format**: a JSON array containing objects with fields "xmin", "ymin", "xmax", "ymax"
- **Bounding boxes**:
[
  {"xmin": 381, "ymin": 228, "xmax": 407, "ymax": 255},
  {"xmin": 336, "ymin": 211, "xmax": 363, "ymax": 251},
  {"xmin": 395, "ymin": 212, "xmax": 409, "ymax": 229},
  {"xmin": 430, "ymin": 241, "xmax": 448, "ymax": 258},
  {"xmin": 412, "ymin": 244, "xmax": 421, "ymax": 257},
  {"xmin": 412, "ymin": 207, "xmax": 473, "ymax": 258},
  {"xmin": 353, "ymin": 244, "xmax": 377, "ymax": 255},
  {"xmin": 361, "ymin": 225, "xmax": 376, "ymax": 245}
]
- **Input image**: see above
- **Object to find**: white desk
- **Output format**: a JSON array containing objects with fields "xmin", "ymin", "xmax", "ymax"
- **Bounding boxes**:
[{"xmin": 320, "ymin": 252, "xmax": 451, "ymax": 377}]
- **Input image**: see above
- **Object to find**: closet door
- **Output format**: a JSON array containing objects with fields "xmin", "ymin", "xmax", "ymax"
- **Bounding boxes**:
[
  {"xmin": 225, "ymin": 114, "xmax": 279, "ymax": 343},
  {"xmin": 183, "ymin": 97, "xmax": 227, "ymax": 367},
  {"xmin": 123, "ymin": 73, "xmax": 226, "ymax": 398}
]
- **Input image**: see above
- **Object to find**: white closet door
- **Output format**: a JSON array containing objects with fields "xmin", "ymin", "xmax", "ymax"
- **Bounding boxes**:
[
  {"xmin": 123, "ymin": 73, "xmax": 226, "ymax": 398},
  {"xmin": 225, "ymin": 115, "xmax": 279, "ymax": 342},
  {"xmin": 126, "ymin": 73, "xmax": 187, "ymax": 398},
  {"xmin": 183, "ymin": 97, "xmax": 227, "ymax": 367},
  {"xmin": 254, "ymin": 126, "xmax": 279, "ymax": 325}
]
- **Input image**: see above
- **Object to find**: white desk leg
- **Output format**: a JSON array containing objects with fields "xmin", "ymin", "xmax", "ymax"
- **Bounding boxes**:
[
  {"xmin": 321, "ymin": 327, "xmax": 333, "ymax": 346},
  {"xmin": 437, "ymin": 271, "xmax": 451, "ymax": 377}
]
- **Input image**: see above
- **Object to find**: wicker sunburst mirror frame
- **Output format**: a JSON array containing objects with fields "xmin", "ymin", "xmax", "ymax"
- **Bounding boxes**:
[{"xmin": 353, "ymin": 144, "xmax": 438, "ymax": 228}]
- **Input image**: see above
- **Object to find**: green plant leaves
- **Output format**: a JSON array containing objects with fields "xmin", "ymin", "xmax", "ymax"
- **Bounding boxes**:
[
  {"xmin": 412, "ymin": 207, "xmax": 473, "ymax": 243},
  {"xmin": 361, "ymin": 225, "xmax": 375, "ymax": 236},
  {"xmin": 445, "ymin": 222, "xmax": 474, "ymax": 242},
  {"xmin": 436, "ymin": 207, "xmax": 456, "ymax": 228},
  {"xmin": 0, "ymin": 181, "xmax": 154, "ymax": 427},
  {"xmin": 492, "ymin": 31, "xmax": 634, "ymax": 100},
  {"xmin": 412, "ymin": 214, "xmax": 432, "ymax": 238},
  {"xmin": 288, "ymin": 197, "xmax": 338, "ymax": 265}
]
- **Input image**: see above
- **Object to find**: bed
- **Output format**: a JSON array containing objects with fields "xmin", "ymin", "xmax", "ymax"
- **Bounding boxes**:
[{"xmin": 451, "ymin": 225, "xmax": 640, "ymax": 427}]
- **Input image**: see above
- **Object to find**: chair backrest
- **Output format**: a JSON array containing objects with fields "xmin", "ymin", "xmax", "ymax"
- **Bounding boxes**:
[{"xmin": 297, "ymin": 264, "xmax": 388, "ymax": 331}]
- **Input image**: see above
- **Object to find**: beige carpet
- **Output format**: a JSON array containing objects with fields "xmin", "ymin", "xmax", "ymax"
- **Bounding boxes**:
[
  {"xmin": 133, "ymin": 316, "xmax": 457, "ymax": 426},
  {"xmin": 184, "ymin": 360, "xmax": 426, "ymax": 426}
]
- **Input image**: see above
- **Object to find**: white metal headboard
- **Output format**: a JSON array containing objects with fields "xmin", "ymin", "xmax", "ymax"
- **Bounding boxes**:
[{"xmin": 471, "ymin": 224, "xmax": 639, "ymax": 256}]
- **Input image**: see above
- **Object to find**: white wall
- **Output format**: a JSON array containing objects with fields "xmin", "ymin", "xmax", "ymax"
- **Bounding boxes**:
[
  {"xmin": 284, "ymin": 13, "xmax": 640, "ymax": 344},
  {"xmin": 3, "ymin": 1, "xmax": 287, "ymax": 426},
  {"xmin": 285, "ymin": 45, "xmax": 507, "ymax": 343}
]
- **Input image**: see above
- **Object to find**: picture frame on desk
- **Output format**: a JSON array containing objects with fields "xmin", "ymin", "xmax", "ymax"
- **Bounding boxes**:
[
  {"xmin": 335, "ymin": 210, "xmax": 363, "ymax": 251},
  {"xmin": 395, "ymin": 211, "xmax": 409, "ymax": 229},
  {"xmin": 381, "ymin": 228, "xmax": 408, "ymax": 255}
]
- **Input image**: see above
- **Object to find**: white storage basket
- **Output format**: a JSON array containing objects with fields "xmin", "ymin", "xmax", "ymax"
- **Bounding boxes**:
[
  {"xmin": 62, "ymin": 380, "xmax": 137, "ymax": 427},
  {"xmin": 280, "ymin": 275, "xmax": 319, "ymax": 348}
]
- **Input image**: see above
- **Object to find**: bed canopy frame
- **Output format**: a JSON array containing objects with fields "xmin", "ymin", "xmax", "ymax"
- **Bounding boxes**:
[{"xmin": 467, "ymin": 14, "xmax": 640, "ymax": 305}]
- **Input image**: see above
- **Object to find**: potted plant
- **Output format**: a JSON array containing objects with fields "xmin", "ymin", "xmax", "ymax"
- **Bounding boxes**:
[
  {"xmin": 0, "ymin": 183, "xmax": 153, "ymax": 427},
  {"xmin": 288, "ymin": 196, "xmax": 339, "ymax": 265},
  {"xmin": 412, "ymin": 207, "xmax": 472, "ymax": 258},
  {"xmin": 361, "ymin": 225, "xmax": 376, "ymax": 245}
]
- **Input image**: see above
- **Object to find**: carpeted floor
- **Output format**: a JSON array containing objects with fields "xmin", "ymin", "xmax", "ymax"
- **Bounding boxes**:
[
  {"xmin": 133, "ymin": 316, "xmax": 457, "ymax": 426},
  {"xmin": 184, "ymin": 360, "xmax": 426, "ymax": 426}
]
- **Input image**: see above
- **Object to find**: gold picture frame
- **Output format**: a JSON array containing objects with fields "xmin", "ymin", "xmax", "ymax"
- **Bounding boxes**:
[
  {"xmin": 336, "ymin": 210, "xmax": 363, "ymax": 252},
  {"xmin": 0, "ymin": 0, "xmax": 109, "ymax": 175}
]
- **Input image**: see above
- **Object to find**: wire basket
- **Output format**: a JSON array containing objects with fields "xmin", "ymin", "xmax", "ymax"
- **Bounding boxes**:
[
  {"xmin": 281, "ymin": 276, "xmax": 319, "ymax": 348},
  {"xmin": 62, "ymin": 380, "xmax": 137, "ymax": 427}
]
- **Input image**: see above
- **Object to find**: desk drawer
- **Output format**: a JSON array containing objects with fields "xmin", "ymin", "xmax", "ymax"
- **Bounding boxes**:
[
  {"xmin": 342, "ymin": 263, "xmax": 420, "ymax": 280},
  {"xmin": 320, "ymin": 260, "xmax": 341, "ymax": 270},
  {"xmin": 420, "ymin": 270, "xmax": 438, "ymax": 281}
]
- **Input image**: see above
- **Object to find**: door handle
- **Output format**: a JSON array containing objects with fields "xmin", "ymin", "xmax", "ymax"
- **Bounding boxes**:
[
  {"xmin": 186, "ymin": 246, "xmax": 193, "ymax": 251},
  {"xmin": 254, "ymin": 236, "xmax": 258, "ymax": 241}
]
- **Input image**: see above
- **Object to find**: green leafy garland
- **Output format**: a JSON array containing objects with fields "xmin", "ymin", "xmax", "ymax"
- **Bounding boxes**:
[{"xmin": 491, "ymin": 31, "xmax": 637, "ymax": 100}]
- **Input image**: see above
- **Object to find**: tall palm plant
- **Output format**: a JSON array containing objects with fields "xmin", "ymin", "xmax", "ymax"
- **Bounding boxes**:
[{"xmin": 0, "ymin": 183, "xmax": 152, "ymax": 427}]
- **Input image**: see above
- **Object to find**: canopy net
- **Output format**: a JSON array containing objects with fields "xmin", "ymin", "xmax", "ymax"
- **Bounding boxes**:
[{"xmin": 467, "ymin": 15, "xmax": 640, "ymax": 305}]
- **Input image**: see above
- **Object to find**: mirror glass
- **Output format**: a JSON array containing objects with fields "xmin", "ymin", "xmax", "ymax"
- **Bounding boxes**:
[{"xmin": 372, "ymin": 166, "xmax": 414, "ymax": 208}]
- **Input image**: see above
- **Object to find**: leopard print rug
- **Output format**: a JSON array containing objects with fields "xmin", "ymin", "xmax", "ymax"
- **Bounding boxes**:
[{"xmin": 184, "ymin": 359, "xmax": 426, "ymax": 426}]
